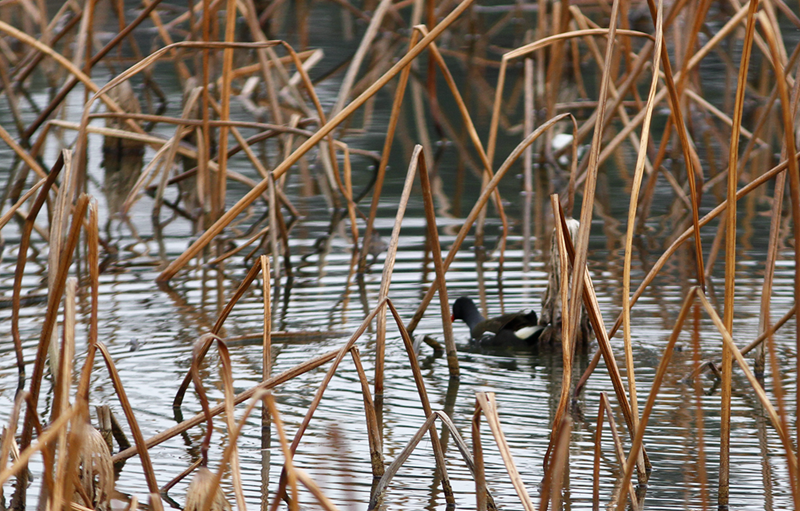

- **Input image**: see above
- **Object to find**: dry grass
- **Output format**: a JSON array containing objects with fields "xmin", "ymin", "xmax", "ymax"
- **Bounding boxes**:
[{"xmin": 0, "ymin": 0, "xmax": 798, "ymax": 509}]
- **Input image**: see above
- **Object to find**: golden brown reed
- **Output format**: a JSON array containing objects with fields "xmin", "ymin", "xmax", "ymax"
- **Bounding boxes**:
[{"xmin": 0, "ymin": 0, "xmax": 798, "ymax": 509}]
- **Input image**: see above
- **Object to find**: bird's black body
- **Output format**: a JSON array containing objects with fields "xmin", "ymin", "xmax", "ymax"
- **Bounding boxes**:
[{"xmin": 451, "ymin": 296, "xmax": 544, "ymax": 346}]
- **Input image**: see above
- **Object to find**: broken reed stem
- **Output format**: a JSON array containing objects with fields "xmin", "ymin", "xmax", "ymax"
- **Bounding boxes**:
[
  {"xmin": 554, "ymin": 205, "xmax": 649, "ymax": 481},
  {"xmin": 374, "ymin": 150, "xmax": 417, "ymax": 399},
  {"xmin": 386, "ymin": 299, "xmax": 455, "ymax": 505},
  {"xmin": 415, "ymin": 145, "xmax": 459, "ymax": 378},
  {"xmin": 475, "ymin": 393, "xmax": 536, "ymax": 511},
  {"xmin": 348, "ymin": 348, "xmax": 384, "ymax": 477}
]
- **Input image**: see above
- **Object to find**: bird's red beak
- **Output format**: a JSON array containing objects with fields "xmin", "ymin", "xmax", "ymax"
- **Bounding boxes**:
[{"xmin": 451, "ymin": 314, "xmax": 455, "ymax": 321}]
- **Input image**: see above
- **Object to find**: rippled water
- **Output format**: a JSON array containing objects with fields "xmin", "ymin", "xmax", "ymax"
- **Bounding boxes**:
[{"xmin": 1, "ymin": 4, "xmax": 798, "ymax": 510}]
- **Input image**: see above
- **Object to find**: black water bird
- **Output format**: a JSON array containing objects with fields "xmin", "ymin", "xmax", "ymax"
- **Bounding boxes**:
[{"xmin": 451, "ymin": 296, "xmax": 544, "ymax": 346}]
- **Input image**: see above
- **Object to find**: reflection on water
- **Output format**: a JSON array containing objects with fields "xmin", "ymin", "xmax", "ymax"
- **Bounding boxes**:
[{"xmin": 0, "ymin": 5, "xmax": 797, "ymax": 511}]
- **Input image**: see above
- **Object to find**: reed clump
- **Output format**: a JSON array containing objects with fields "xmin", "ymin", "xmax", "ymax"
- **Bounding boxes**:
[{"xmin": 0, "ymin": 0, "xmax": 798, "ymax": 510}]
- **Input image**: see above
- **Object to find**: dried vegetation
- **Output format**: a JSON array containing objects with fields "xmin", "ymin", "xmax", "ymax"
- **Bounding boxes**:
[{"xmin": 0, "ymin": 0, "xmax": 799, "ymax": 509}]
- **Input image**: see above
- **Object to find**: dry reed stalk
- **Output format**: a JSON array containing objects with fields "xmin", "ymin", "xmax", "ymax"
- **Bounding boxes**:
[
  {"xmin": 368, "ymin": 409, "xmax": 494, "ymax": 510},
  {"xmin": 613, "ymin": 289, "xmax": 695, "ymax": 511},
  {"xmin": 408, "ymin": 113, "xmax": 574, "ymax": 332},
  {"xmin": 262, "ymin": 392, "xmax": 299, "ymax": 511},
  {"xmin": 0, "ymin": 176, "xmax": 44, "ymax": 229},
  {"xmin": 348, "ymin": 347, "xmax": 384, "ymax": 477},
  {"xmin": 358, "ymin": 27, "xmax": 414, "ymax": 272},
  {"xmin": 94, "ymin": 341, "xmax": 163, "ymax": 511},
  {"xmin": 374, "ymin": 146, "xmax": 418, "ymax": 399},
  {"xmin": 157, "ymin": 0, "xmax": 475, "ymax": 281},
  {"xmin": 542, "ymin": 195, "xmax": 572, "ymax": 475},
  {"xmin": 544, "ymin": 416, "xmax": 571, "ymax": 511},
  {"xmin": 690, "ymin": 304, "xmax": 710, "ymax": 508},
  {"xmin": 475, "ymin": 392, "xmax": 535, "ymax": 511},
  {"xmin": 190, "ymin": 337, "xmax": 247, "ymax": 511},
  {"xmin": 414, "ymin": 145, "xmax": 459, "ymax": 377},
  {"xmin": 752, "ymin": 14, "xmax": 792, "ymax": 380},
  {"xmin": 566, "ymin": 0, "xmax": 619, "ymax": 386},
  {"xmin": 113, "ymin": 348, "xmax": 341, "ymax": 462},
  {"xmin": 641, "ymin": 0, "xmax": 707, "ymax": 293},
  {"xmin": 619, "ymin": 0, "xmax": 663, "ymax": 450},
  {"xmin": 386, "ymin": 299, "xmax": 454, "ymax": 505},
  {"xmin": 21, "ymin": 0, "xmax": 165, "ymax": 139},
  {"xmin": 48, "ymin": 150, "xmax": 77, "ymax": 381},
  {"xmin": 215, "ymin": 0, "xmax": 238, "ymax": 220},
  {"xmin": 174, "ymin": 259, "xmax": 264, "ymax": 407},
  {"xmin": 0, "ymin": 392, "xmax": 25, "ymax": 484},
  {"xmin": 471, "ymin": 405, "xmax": 488, "ymax": 511},
  {"xmin": 593, "ymin": 393, "xmax": 638, "ymax": 508},
  {"xmin": 576, "ymin": 148, "xmax": 800, "ymax": 395},
  {"xmin": 759, "ymin": 14, "xmax": 800, "ymax": 496},
  {"xmin": 261, "ymin": 255, "xmax": 272, "ymax": 454},
  {"xmin": 701, "ymin": 289, "xmax": 799, "ymax": 490},
  {"xmin": 269, "ymin": 299, "xmax": 389, "ymax": 503},
  {"xmin": 719, "ymin": 1, "xmax": 760, "ymax": 504},
  {"xmin": 553, "ymin": 205, "xmax": 649, "ymax": 481},
  {"xmin": 342, "ymin": 146, "xmax": 359, "ymax": 246},
  {"xmin": 14, "ymin": 193, "xmax": 89, "ymax": 509},
  {"xmin": 0, "ymin": 405, "xmax": 79, "ymax": 486},
  {"xmin": 10, "ymin": 153, "xmax": 62, "ymax": 395}
]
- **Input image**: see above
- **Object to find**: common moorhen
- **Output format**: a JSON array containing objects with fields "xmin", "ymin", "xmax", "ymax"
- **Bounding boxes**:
[{"xmin": 451, "ymin": 296, "xmax": 544, "ymax": 346}]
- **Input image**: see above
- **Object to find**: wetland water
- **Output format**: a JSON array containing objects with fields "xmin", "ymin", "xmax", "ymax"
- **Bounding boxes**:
[{"xmin": 1, "ymin": 2, "xmax": 798, "ymax": 510}]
